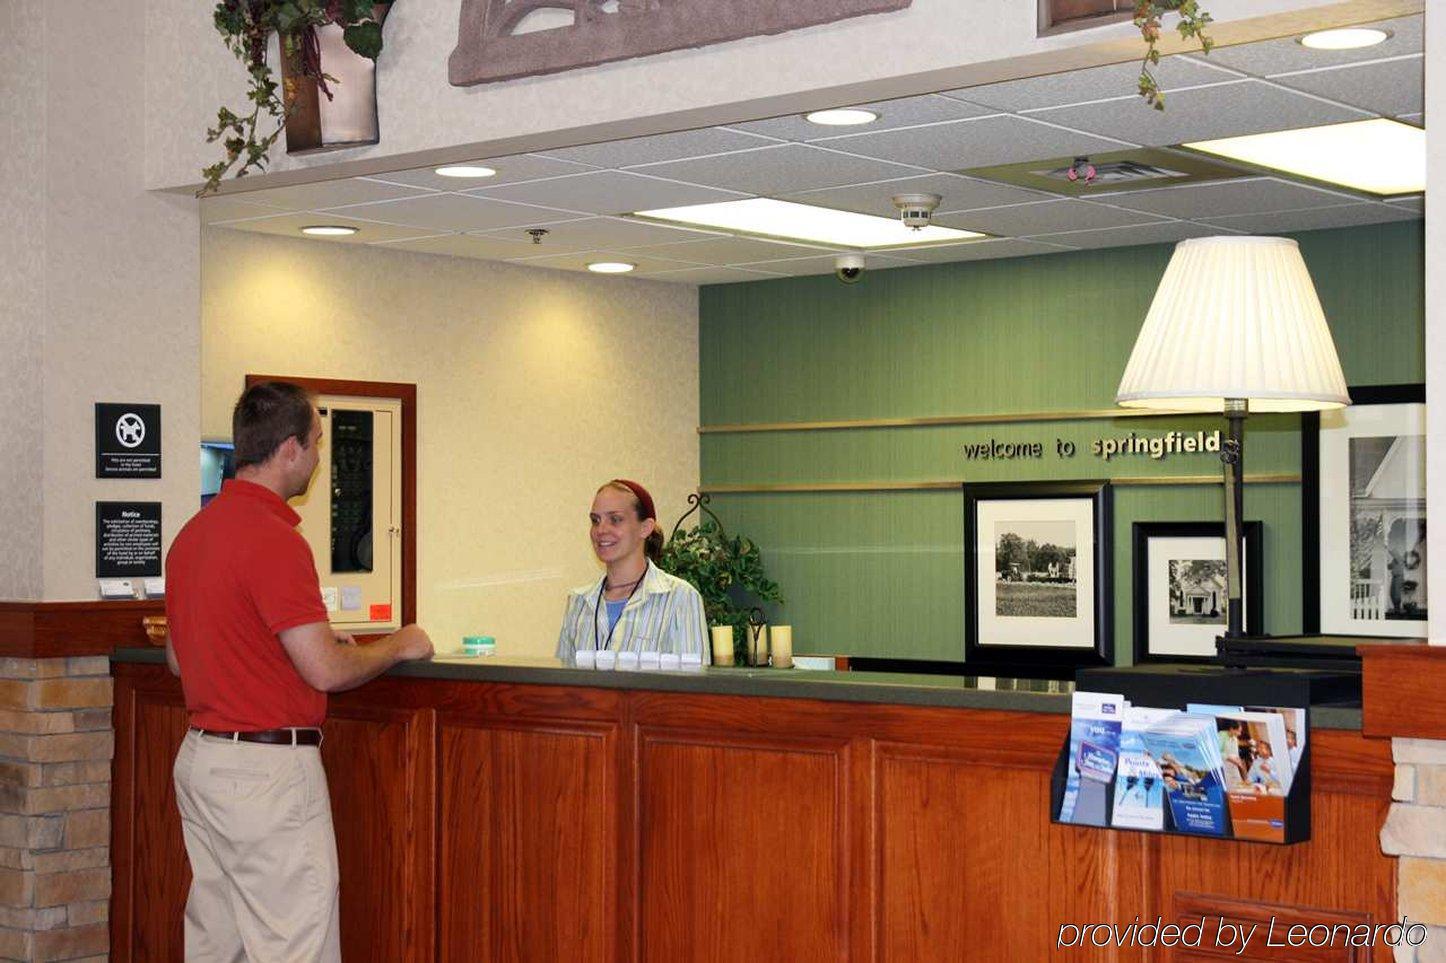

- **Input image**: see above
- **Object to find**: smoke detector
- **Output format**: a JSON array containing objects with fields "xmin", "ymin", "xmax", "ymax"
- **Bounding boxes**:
[{"xmin": 891, "ymin": 193, "xmax": 942, "ymax": 230}]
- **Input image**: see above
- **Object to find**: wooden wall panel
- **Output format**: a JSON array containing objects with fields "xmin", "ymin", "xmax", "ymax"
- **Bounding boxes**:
[
  {"xmin": 637, "ymin": 730, "xmax": 848, "ymax": 963},
  {"xmin": 321, "ymin": 703, "xmax": 434, "ymax": 963},
  {"xmin": 437, "ymin": 719, "xmax": 617, "ymax": 963},
  {"xmin": 112, "ymin": 682, "xmax": 191, "ymax": 963}
]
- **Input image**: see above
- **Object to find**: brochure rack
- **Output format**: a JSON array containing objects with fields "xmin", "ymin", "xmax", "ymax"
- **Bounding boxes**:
[{"xmin": 1048, "ymin": 665, "xmax": 1353, "ymax": 846}]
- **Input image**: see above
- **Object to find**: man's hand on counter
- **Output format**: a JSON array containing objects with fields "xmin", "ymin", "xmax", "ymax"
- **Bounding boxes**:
[
  {"xmin": 391, "ymin": 624, "xmax": 435, "ymax": 662},
  {"xmin": 281, "ymin": 622, "xmax": 435, "ymax": 693}
]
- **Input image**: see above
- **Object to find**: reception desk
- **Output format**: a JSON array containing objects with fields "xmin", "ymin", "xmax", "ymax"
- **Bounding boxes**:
[{"xmin": 110, "ymin": 650, "xmax": 1394, "ymax": 962}]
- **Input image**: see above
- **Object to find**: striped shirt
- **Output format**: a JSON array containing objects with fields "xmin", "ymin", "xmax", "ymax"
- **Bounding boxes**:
[{"xmin": 555, "ymin": 561, "xmax": 710, "ymax": 663}]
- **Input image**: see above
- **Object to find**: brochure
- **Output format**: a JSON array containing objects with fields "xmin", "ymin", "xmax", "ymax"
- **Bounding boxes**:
[
  {"xmin": 1111, "ymin": 706, "xmax": 1176, "ymax": 831},
  {"xmin": 1141, "ymin": 714, "xmax": 1229, "ymax": 837},
  {"xmin": 1059, "ymin": 691, "xmax": 1125, "ymax": 827}
]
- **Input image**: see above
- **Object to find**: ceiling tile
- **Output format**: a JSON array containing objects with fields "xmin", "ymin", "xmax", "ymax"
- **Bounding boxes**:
[
  {"xmin": 1268, "ymin": 56, "xmax": 1423, "ymax": 117},
  {"xmin": 1197, "ymin": 202, "xmax": 1420, "ymax": 233},
  {"xmin": 783, "ymin": 173, "xmax": 1051, "ymax": 218},
  {"xmin": 467, "ymin": 170, "xmax": 749, "ymax": 214},
  {"xmin": 1386, "ymin": 195, "xmax": 1424, "ymax": 212},
  {"xmin": 1204, "ymin": 16, "xmax": 1422, "ymax": 76},
  {"xmin": 504, "ymin": 251, "xmax": 705, "ymax": 275},
  {"xmin": 729, "ymin": 95, "xmax": 994, "ymax": 142},
  {"xmin": 821, "ymin": 115, "xmax": 1131, "ymax": 171},
  {"xmin": 472, "ymin": 216, "xmax": 719, "ymax": 254},
  {"xmin": 1024, "ymin": 80, "xmax": 1369, "ymax": 148},
  {"xmin": 368, "ymin": 233, "xmax": 540, "ymax": 260},
  {"xmin": 943, "ymin": 56, "xmax": 1236, "ymax": 113},
  {"xmin": 625, "ymin": 236, "xmax": 833, "ymax": 265},
  {"xmin": 218, "ymin": 213, "xmax": 440, "ymax": 244},
  {"xmin": 630, "ymin": 144, "xmax": 927, "ymax": 196},
  {"xmin": 231, "ymin": 177, "xmax": 436, "ymax": 211},
  {"xmin": 200, "ymin": 195, "xmax": 290, "ymax": 224},
  {"xmin": 1090, "ymin": 177, "xmax": 1356, "ymax": 218},
  {"xmin": 535, "ymin": 128, "xmax": 781, "ymax": 168},
  {"xmin": 1026, "ymin": 220, "xmax": 1225, "ymax": 249},
  {"xmin": 365, "ymin": 154, "xmax": 597, "ymax": 192},
  {"xmin": 935, "ymin": 199, "xmax": 1166, "ymax": 236},
  {"xmin": 728, "ymin": 253, "xmax": 919, "ymax": 277},
  {"xmin": 324, "ymin": 193, "xmax": 587, "ymax": 232},
  {"xmin": 870, "ymin": 238, "xmax": 1073, "ymax": 263},
  {"xmin": 650, "ymin": 266, "xmax": 787, "ymax": 285}
]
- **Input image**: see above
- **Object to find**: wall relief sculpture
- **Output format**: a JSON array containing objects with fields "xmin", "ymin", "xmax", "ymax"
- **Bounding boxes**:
[{"xmin": 449, "ymin": 0, "xmax": 913, "ymax": 85}]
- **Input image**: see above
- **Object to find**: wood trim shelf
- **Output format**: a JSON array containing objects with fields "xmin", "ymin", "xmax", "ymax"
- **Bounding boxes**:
[
  {"xmin": 0, "ymin": 600, "xmax": 166, "ymax": 659},
  {"xmin": 1360, "ymin": 642, "xmax": 1446, "ymax": 740},
  {"xmin": 699, "ymin": 406, "xmax": 1184, "ymax": 435},
  {"xmin": 699, "ymin": 473, "xmax": 1301, "ymax": 495}
]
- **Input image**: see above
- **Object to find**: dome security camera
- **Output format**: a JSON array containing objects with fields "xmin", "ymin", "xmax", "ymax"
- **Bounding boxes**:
[
  {"xmin": 891, "ymin": 193, "xmax": 942, "ymax": 230},
  {"xmin": 835, "ymin": 253, "xmax": 865, "ymax": 284}
]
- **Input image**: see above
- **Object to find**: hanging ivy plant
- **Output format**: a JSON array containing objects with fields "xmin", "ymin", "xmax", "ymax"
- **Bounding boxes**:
[
  {"xmin": 1134, "ymin": 0, "xmax": 1215, "ymax": 110},
  {"xmin": 201, "ymin": 0, "xmax": 390, "ymax": 196}
]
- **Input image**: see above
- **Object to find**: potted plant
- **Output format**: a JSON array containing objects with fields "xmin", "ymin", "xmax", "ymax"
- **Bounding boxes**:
[
  {"xmin": 1134, "ymin": 0, "xmax": 1215, "ymax": 109},
  {"xmin": 658, "ymin": 515, "xmax": 784, "ymax": 665},
  {"xmin": 202, "ymin": 0, "xmax": 392, "ymax": 195}
]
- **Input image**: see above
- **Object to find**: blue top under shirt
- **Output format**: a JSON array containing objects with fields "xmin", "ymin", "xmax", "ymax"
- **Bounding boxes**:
[{"xmin": 604, "ymin": 598, "xmax": 627, "ymax": 634}]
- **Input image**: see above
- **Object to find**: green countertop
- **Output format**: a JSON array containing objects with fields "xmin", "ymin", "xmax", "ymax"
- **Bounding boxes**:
[{"xmin": 111, "ymin": 647, "xmax": 1364, "ymax": 729}]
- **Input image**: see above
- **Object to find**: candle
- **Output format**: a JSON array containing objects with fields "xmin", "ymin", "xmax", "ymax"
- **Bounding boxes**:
[
  {"xmin": 710, "ymin": 625, "xmax": 735, "ymax": 666},
  {"xmin": 770, "ymin": 625, "xmax": 793, "ymax": 669}
]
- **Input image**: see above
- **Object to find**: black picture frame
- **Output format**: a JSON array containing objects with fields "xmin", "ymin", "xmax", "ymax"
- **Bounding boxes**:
[
  {"xmin": 963, "ymin": 480, "xmax": 1113, "ymax": 679},
  {"xmin": 1301, "ymin": 383, "xmax": 1426, "ymax": 635},
  {"xmin": 1132, "ymin": 521, "xmax": 1264, "ymax": 664}
]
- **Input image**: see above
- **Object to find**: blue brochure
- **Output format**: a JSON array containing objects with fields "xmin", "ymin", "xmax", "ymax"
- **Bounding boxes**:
[{"xmin": 1140, "ymin": 714, "xmax": 1229, "ymax": 837}]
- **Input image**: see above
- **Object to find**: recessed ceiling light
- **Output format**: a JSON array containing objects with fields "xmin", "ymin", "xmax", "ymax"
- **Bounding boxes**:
[
  {"xmin": 1184, "ymin": 118, "xmax": 1424, "ymax": 196},
  {"xmin": 587, "ymin": 261, "xmax": 636, "ymax": 274},
  {"xmin": 633, "ymin": 198, "xmax": 985, "ymax": 249},
  {"xmin": 434, "ymin": 165, "xmax": 497, "ymax": 178},
  {"xmin": 300, "ymin": 225, "xmax": 358, "ymax": 236},
  {"xmin": 1300, "ymin": 27, "xmax": 1390, "ymax": 50},
  {"xmin": 804, "ymin": 108, "xmax": 879, "ymax": 127}
]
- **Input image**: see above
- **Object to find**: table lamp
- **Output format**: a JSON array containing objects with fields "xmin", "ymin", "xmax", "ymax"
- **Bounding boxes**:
[{"xmin": 1116, "ymin": 236, "xmax": 1350, "ymax": 640}]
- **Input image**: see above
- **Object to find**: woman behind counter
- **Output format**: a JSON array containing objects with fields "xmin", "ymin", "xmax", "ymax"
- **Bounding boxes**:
[{"xmin": 555, "ymin": 479, "xmax": 710, "ymax": 663}]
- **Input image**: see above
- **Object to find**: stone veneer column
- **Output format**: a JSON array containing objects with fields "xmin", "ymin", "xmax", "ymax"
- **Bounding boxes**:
[
  {"xmin": 1383, "ymin": 738, "xmax": 1446, "ymax": 963},
  {"xmin": 0, "ymin": 657, "xmax": 113, "ymax": 962}
]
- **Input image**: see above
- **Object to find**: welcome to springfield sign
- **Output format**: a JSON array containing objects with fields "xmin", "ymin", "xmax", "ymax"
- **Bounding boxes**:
[
  {"xmin": 450, "ymin": 0, "xmax": 912, "ymax": 85},
  {"xmin": 962, "ymin": 430, "xmax": 1224, "ymax": 463}
]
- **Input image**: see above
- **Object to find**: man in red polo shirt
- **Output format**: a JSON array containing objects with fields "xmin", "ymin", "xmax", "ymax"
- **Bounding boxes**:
[{"xmin": 166, "ymin": 380, "xmax": 432, "ymax": 962}]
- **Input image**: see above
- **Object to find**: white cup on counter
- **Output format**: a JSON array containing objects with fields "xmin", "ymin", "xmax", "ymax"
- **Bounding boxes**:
[
  {"xmin": 574, "ymin": 649, "xmax": 597, "ymax": 669},
  {"xmin": 595, "ymin": 650, "xmax": 617, "ymax": 671}
]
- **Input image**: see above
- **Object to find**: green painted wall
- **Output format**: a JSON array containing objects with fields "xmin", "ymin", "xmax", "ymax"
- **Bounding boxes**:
[{"xmin": 697, "ymin": 222, "xmax": 1424, "ymax": 663}]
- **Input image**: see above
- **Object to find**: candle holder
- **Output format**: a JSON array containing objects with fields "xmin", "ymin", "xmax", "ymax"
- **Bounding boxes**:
[{"xmin": 745, "ymin": 608, "xmax": 769, "ymax": 667}]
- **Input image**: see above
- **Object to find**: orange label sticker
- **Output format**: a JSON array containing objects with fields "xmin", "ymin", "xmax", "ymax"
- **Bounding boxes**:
[{"xmin": 370, "ymin": 603, "xmax": 392, "ymax": 622}]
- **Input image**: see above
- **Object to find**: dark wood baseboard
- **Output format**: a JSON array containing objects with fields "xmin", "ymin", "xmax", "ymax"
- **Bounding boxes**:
[
  {"xmin": 0, "ymin": 600, "xmax": 165, "ymax": 659},
  {"xmin": 1361, "ymin": 641, "xmax": 1446, "ymax": 740}
]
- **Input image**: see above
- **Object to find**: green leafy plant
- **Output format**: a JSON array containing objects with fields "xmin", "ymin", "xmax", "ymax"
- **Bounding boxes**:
[
  {"xmin": 658, "ymin": 518, "xmax": 783, "ymax": 661},
  {"xmin": 201, "ymin": 0, "xmax": 390, "ymax": 196},
  {"xmin": 1134, "ymin": 0, "xmax": 1214, "ymax": 110}
]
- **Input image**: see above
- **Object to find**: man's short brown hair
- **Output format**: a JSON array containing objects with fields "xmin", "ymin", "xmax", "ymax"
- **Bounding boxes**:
[{"xmin": 232, "ymin": 381, "xmax": 316, "ymax": 469}]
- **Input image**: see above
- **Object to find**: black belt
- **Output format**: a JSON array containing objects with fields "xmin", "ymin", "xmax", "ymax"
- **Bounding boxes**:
[{"xmin": 192, "ymin": 727, "xmax": 322, "ymax": 746}]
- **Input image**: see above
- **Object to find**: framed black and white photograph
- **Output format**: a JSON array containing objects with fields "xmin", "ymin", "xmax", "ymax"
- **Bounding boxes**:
[
  {"xmin": 1132, "ymin": 521, "xmax": 1264, "ymax": 663},
  {"xmin": 964, "ymin": 481, "xmax": 1112, "ymax": 677},
  {"xmin": 1303, "ymin": 384, "xmax": 1426, "ymax": 637}
]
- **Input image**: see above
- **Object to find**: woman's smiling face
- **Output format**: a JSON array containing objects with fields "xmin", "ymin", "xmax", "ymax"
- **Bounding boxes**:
[{"xmin": 590, "ymin": 486, "xmax": 653, "ymax": 565}]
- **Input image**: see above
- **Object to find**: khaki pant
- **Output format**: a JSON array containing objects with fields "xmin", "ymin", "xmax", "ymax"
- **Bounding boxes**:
[{"xmin": 173, "ymin": 730, "xmax": 341, "ymax": 963}]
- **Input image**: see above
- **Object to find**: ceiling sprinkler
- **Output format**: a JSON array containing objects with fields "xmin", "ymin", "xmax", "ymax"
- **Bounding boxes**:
[
  {"xmin": 527, "ymin": 228, "xmax": 550, "ymax": 245},
  {"xmin": 1066, "ymin": 157, "xmax": 1097, "ymax": 186}
]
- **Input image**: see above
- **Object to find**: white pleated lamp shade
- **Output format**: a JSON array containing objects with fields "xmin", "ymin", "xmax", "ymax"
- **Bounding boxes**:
[{"xmin": 1116, "ymin": 236, "xmax": 1350, "ymax": 412}]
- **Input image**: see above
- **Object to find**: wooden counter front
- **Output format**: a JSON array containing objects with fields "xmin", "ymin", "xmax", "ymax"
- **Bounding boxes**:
[{"xmin": 110, "ymin": 662, "xmax": 1396, "ymax": 962}]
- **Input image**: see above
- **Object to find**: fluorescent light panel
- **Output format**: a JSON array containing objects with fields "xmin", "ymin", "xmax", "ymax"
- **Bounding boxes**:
[
  {"xmin": 1185, "ymin": 119, "xmax": 1424, "ymax": 196},
  {"xmin": 1300, "ymin": 27, "xmax": 1389, "ymax": 50},
  {"xmin": 805, "ymin": 108, "xmax": 879, "ymax": 127},
  {"xmin": 300, "ymin": 225, "xmax": 358, "ymax": 236},
  {"xmin": 587, "ymin": 261, "xmax": 635, "ymax": 274},
  {"xmin": 633, "ymin": 198, "xmax": 985, "ymax": 249},
  {"xmin": 434, "ymin": 165, "xmax": 497, "ymax": 178}
]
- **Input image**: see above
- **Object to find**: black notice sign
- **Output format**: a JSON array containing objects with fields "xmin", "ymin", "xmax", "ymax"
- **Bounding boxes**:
[
  {"xmin": 96, "ymin": 502, "xmax": 162, "ymax": 578},
  {"xmin": 96, "ymin": 403, "xmax": 161, "ymax": 478}
]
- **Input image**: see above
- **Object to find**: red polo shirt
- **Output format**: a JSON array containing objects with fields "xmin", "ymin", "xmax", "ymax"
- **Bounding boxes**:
[{"xmin": 166, "ymin": 479, "xmax": 330, "ymax": 730}]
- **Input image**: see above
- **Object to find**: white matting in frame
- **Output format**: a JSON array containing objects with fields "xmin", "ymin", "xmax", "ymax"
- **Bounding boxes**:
[
  {"xmin": 1146, "ymin": 535, "xmax": 1242, "ymax": 658},
  {"xmin": 975, "ymin": 497, "xmax": 1097, "ymax": 649},
  {"xmin": 1318, "ymin": 401, "xmax": 1427, "ymax": 637}
]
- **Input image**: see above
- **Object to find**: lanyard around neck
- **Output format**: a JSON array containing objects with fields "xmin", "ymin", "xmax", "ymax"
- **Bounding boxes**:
[{"xmin": 595, "ymin": 561, "xmax": 647, "ymax": 651}]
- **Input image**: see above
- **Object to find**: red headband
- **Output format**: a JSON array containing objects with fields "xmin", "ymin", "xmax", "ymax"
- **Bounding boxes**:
[{"xmin": 611, "ymin": 479, "xmax": 656, "ymax": 521}]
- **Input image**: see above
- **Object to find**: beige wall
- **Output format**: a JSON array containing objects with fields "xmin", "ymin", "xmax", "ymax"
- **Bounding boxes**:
[
  {"xmin": 146, "ymin": 0, "xmax": 1401, "ymax": 190},
  {"xmin": 200, "ymin": 226, "xmax": 699, "ymax": 656},
  {"xmin": 0, "ymin": 0, "xmax": 201, "ymax": 601},
  {"xmin": 1428, "ymin": 0, "xmax": 1443, "ymax": 644}
]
